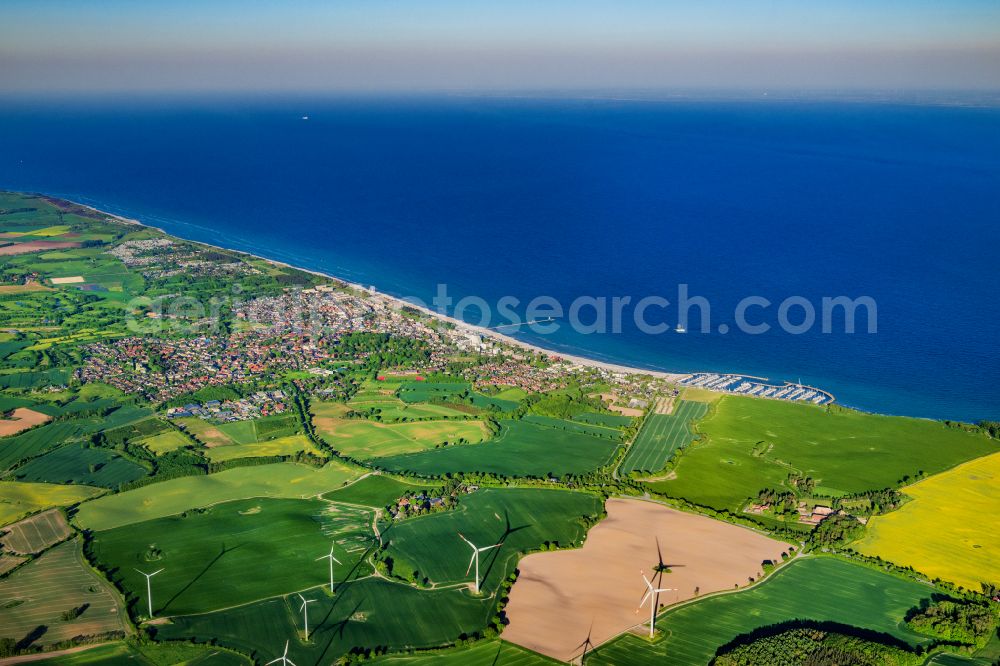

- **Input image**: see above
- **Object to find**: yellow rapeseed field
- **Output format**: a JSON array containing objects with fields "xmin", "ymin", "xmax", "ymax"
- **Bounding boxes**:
[{"xmin": 855, "ymin": 450, "xmax": 1000, "ymax": 591}]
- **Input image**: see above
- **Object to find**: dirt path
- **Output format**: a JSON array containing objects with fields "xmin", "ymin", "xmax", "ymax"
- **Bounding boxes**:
[{"xmin": 0, "ymin": 642, "xmax": 119, "ymax": 665}]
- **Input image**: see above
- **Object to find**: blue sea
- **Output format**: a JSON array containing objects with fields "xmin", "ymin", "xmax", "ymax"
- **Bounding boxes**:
[{"xmin": 1, "ymin": 95, "xmax": 997, "ymax": 422}]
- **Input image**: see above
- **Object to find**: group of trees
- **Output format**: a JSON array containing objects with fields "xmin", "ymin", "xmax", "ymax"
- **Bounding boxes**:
[
  {"xmin": 752, "ymin": 488, "xmax": 798, "ymax": 516},
  {"xmin": 836, "ymin": 488, "xmax": 904, "ymax": 516},
  {"xmin": 334, "ymin": 332, "xmax": 430, "ymax": 369},
  {"xmin": 906, "ymin": 599, "xmax": 1000, "ymax": 649},
  {"xmin": 806, "ymin": 513, "xmax": 865, "ymax": 550},
  {"xmin": 713, "ymin": 626, "xmax": 922, "ymax": 666}
]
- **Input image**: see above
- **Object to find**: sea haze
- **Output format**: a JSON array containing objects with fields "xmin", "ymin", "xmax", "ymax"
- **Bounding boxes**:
[{"xmin": 0, "ymin": 95, "xmax": 997, "ymax": 422}]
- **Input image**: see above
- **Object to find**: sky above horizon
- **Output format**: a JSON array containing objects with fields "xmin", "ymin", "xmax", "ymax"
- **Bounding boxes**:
[{"xmin": 2, "ymin": 0, "xmax": 1000, "ymax": 94}]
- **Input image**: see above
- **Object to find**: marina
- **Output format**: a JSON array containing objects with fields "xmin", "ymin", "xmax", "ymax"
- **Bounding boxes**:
[{"xmin": 680, "ymin": 372, "xmax": 835, "ymax": 405}]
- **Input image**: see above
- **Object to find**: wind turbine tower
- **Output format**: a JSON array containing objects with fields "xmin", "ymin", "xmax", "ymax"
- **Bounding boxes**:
[
  {"xmin": 458, "ymin": 532, "xmax": 502, "ymax": 594},
  {"xmin": 316, "ymin": 543, "xmax": 341, "ymax": 593},
  {"xmin": 133, "ymin": 568, "xmax": 163, "ymax": 619},
  {"xmin": 638, "ymin": 570, "xmax": 675, "ymax": 638},
  {"xmin": 297, "ymin": 593, "xmax": 316, "ymax": 641}
]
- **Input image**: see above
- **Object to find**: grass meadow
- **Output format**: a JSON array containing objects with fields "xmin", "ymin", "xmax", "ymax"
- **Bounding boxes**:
[
  {"xmin": 619, "ymin": 401, "xmax": 709, "ymax": 474},
  {"xmin": 855, "ymin": 450, "xmax": 1000, "ymax": 591},
  {"xmin": 137, "ymin": 429, "xmax": 192, "ymax": 455},
  {"xmin": 373, "ymin": 420, "xmax": 621, "ymax": 478},
  {"xmin": 73, "ymin": 461, "xmax": 361, "ymax": 531},
  {"xmin": 201, "ymin": 433, "xmax": 323, "ymax": 462},
  {"xmin": 312, "ymin": 399, "xmax": 490, "ymax": 459},
  {"xmin": 322, "ymin": 474, "xmax": 429, "ymax": 508},
  {"xmin": 589, "ymin": 556, "xmax": 936, "ymax": 665},
  {"xmin": 648, "ymin": 396, "xmax": 997, "ymax": 510},
  {"xmin": 384, "ymin": 488, "xmax": 603, "ymax": 594},
  {"xmin": 89, "ymin": 497, "xmax": 375, "ymax": 616}
]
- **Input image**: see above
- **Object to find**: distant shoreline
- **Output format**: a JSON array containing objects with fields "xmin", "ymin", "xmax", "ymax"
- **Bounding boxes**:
[{"xmin": 63, "ymin": 195, "xmax": 690, "ymax": 382}]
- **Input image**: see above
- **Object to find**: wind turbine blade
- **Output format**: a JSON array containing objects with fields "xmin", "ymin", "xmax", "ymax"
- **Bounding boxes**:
[
  {"xmin": 316, "ymin": 555, "xmax": 326, "ymax": 561},
  {"xmin": 133, "ymin": 568, "xmax": 145, "ymax": 575},
  {"xmin": 465, "ymin": 550, "xmax": 476, "ymax": 576},
  {"xmin": 458, "ymin": 532, "xmax": 475, "ymax": 549},
  {"xmin": 286, "ymin": 660, "xmax": 297, "ymax": 666},
  {"xmin": 265, "ymin": 659, "xmax": 281, "ymax": 665},
  {"xmin": 638, "ymin": 588, "xmax": 651, "ymax": 608},
  {"xmin": 641, "ymin": 573, "xmax": 654, "ymax": 589},
  {"xmin": 331, "ymin": 555, "xmax": 341, "ymax": 564},
  {"xmin": 150, "ymin": 569, "xmax": 164, "ymax": 577}
]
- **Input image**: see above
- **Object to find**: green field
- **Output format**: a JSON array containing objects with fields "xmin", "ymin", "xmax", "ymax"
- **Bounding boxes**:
[
  {"xmin": 0, "ymin": 421, "xmax": 88, "ymax": 471},
  {"xmin": 323, "ymin": 474, "xmax": 428, "ymax": 508},
  {"xmin": 371, "ymin": 640, "xmax": 558, "ymax": 665},
  {"xmin": 522, "ymin": 414, "xmax": 624, "ymax": 441},
  {"xmin": 0, "ymin": 367, "xmax": 71, "ymax": 389},
  {"xmin": 373, "ymin": 420, "xmax": 621, "ymax": 478},
  {"xmin": 619, "ymin": 401, "xmax": 709, "ymax": 474},
  {"xmin": 0, "ymin": 539, "xmax": 125, "ymax": 648},
  {"xmin": 372, "ymin": 402, "xmax": 472, "ymax": 422},
  {"xmin": 73, "ymin": 461, "xmax": 361, "ymax": 530},
  {"xmin": 648, "ymin": 396, "xmax": 998, "ymax": 510},
  {"xmin": 469, "ymin": 393, "xmax": 520, "ymax": 412},
  {"xmin": 397, "ymin": 381, "xmax": 470, "ymax": 403},
  {"xmin": 384, "ymin": 488, "xmax": 603, "ymax": 593},
  {"xmin": 202, "ymin": 433, "xmax": 323, "ymax": 462},
  {"xmin": 572, "ymin": 411, "xmax": 634, "ymax": 428},
  {"xmin": 0, "ymin": 480, "xmax": 104, "ymax": 527},
  {"xmin": 157, "ymin": 578, "xmax": 493, "ymax": 665},
  {"xmin": 14, "ymin": 442, "xmax": 148, "ymax": 488},
  {"xmin": 589, "ymin": 556, "xmax": 936, "ymax": 665},
  {"xmin": 89, "ymin": 497, "xmax": 374, "ymax": 615}
]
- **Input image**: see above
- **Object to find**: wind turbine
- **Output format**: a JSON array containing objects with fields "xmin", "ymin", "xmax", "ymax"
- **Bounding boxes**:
[
  {"xmin": 637, "ymin": 570, "xmax": 675, "ymax": 638},
  {"xmin": 133, "ymin": 568, "xmax": 163, "ymax": 619},
  {"xmin": 458, "ymin": 532, "xmax": 501, "ymax": 594},
  {"xmin": 265, "ymin": 640, "xmax": 297, "ymax": 666},
  {"xmin": 296, "ymin": 593, "xmax": 316, "ymax": 641},
  {"xmin": 316, "ymin": 543, "xmax": 341, "ymax": 593}
]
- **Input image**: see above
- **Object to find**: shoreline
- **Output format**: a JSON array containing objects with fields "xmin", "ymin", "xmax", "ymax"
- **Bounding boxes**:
[{"xmin": 63, "ymin": 195, "xmax": 690, "ymax": 382}]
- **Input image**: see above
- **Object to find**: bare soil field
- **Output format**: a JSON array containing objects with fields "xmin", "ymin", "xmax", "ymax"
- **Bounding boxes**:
[
  {"xmin": 502, "ymin": 498, "xmax": 792, "ymax": 662},
  {"xmin": 0, "ymin": 241, "xmax": 81, "ymax": 256},
  {"xmin": 0, "ymin": 408, "xmax": 52, "ymax": 436},
  {"xmin": 1, "ymin": 509, "xmax": 72, "ymax": 554}
]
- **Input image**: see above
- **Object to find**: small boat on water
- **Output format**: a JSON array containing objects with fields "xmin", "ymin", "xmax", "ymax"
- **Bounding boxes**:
[{"xmin": 675, "ymin": 325, "xmax": 686, "ymax": 333}]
